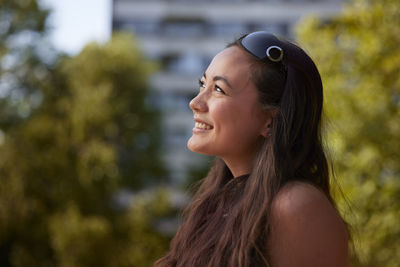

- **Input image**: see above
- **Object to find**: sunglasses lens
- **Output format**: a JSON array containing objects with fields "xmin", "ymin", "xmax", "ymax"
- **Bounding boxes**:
[{"xmin": 240, "ymin": 32, "xmax": 284, "ymax": 62}]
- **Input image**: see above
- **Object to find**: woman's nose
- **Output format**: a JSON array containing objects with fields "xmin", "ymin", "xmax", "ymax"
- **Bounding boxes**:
[{"xmin": 189, "ymin": 93, "xmax": 208, "ymax": 113}]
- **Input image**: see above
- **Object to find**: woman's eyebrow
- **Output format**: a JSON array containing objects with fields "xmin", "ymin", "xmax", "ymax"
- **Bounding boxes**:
[{"xmin": 203, "ymin": 72, "xmax": 233, "ymax": 89}]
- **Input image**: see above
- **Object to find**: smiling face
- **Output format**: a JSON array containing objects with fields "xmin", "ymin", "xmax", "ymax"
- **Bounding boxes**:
[{"xmin": 187, "ymin": 46, "xmax": 272, "ymax": 176}]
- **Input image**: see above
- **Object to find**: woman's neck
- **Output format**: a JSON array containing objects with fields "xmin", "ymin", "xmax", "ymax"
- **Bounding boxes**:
[{"xmin": 223, "ymin": 159, "xmax": 252, "ymax": 178}]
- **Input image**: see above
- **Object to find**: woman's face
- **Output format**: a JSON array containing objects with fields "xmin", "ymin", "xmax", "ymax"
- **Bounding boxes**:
[{"xmin": 187, "ymin": 46, "xmax": 272, "ymax": 175}]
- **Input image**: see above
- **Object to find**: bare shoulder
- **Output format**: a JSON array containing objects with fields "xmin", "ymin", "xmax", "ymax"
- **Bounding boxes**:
[
  {"xmin": 268, "ymin": 181, "xmax": 349, "ymax": 267},
  {"xmin": 271, "ymin": 181, "xmax": 342, "ymax": 221}
]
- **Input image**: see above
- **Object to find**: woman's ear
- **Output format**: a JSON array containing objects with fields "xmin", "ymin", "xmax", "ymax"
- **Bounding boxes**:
[
  {"xmin": 260, "ymin": 120, "xmax": 272, "ymax": 138},
  {"xmin": 260, "ymin": 109, "xmax": 277, "ymax": 138}
]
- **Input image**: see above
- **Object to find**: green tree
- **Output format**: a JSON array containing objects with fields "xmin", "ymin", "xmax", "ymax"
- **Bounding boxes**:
[
  {"xmin": 0, "ymin": 32, "xmax": 171, "ymax": 266},
  {"xmin": 297, "ymin": 0, "xmax": 400, "ymax": 266},
  {"xmin": 55, "ymin": 34, "xmax": 167, "ymax": 189},
  {"xmin": 0, "ymin": 31, "xmax": 171, "ymax": 266},
  {"xmin": 0, "ymin": 1, "xmax": 171, "ymax": 265},
  {"xmin": 0, "ymin": 0, "xmax": 53, "ymax": 129}
]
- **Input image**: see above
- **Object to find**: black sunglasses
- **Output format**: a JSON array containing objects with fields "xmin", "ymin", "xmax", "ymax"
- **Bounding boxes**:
[{"xmin": 239, "ymin": 31, "xmax": 285, "ymax": 63}]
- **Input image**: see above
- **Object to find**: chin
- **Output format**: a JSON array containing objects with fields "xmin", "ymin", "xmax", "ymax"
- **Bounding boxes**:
[
  {"xmin": 187, "ymin": 139, "xmax": 201, "ymax": 153},
  {"xmin": 187, "ymin": 138, "xmax": 212, "ymax": 155}
]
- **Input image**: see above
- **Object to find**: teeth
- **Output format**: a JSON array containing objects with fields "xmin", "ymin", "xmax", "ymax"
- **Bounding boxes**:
[{"xmin": 195, "ymin": 122, "xmax": 212, "ymax": 130}]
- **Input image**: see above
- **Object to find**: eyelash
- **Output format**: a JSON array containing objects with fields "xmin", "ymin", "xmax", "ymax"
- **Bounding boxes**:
[
  {"xmin": 198, "ymin": 79, "xmax": 205, "ymax": 88},
  {"xmin": 198, "ymin": 79, "xmax": 226, "ymax": 95}
]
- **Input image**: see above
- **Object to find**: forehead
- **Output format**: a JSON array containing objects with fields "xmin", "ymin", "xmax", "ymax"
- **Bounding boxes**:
[{"xmin": 205, "ymin": 46, "xmax": 253, "ymax": 87}]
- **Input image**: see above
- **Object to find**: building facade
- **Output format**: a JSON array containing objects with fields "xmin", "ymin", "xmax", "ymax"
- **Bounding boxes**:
[{"xmin": 112, "ymin": 0, "xmax": 343, "ymax": 184}]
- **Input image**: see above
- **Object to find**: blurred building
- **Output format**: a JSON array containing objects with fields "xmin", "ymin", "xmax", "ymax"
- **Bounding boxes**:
[{"xmin": 111, "ymin": 0, "xmax": 343, "ymax": 184}]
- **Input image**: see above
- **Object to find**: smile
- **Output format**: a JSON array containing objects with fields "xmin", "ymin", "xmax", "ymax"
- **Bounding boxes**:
[{"xmin": 195, "ymin": 122, "xmax": 213, "ymax": 130}]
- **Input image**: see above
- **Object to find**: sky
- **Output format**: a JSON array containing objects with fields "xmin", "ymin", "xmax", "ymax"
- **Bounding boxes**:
[{"xmin": 39, "ymin": 0, "xmax": 112, "ymax": 55}]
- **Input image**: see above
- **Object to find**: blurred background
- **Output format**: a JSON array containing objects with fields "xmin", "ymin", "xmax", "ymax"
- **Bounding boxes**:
[{"xmin": 0, "ymin": 0, "xmax": 398, "ymax": 266}]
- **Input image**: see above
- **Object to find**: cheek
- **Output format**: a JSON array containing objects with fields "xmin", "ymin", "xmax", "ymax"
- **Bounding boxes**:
[
  {"xmin": 213, "ymin": 102, "xmax": 257, "ymax": 138},
  {"xmin": 210, "ymin": 102, "xmax": 235, "ymax": 132}
]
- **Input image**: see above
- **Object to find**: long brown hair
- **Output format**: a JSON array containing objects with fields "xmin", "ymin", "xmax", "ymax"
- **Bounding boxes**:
[{"xmin": 155, "ymin": 34, "xmax": 334, "ymax": 266}]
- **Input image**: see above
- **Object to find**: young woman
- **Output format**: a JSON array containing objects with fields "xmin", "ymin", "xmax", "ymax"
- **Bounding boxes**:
[{"xmin": 155, "ymin": 31, "xmax": 349, "ymax": 267}]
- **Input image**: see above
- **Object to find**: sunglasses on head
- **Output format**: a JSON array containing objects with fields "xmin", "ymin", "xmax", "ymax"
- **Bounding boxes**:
[{"xmin": 239, "ymin": 31, "xmax": 285, "ymax": 63}]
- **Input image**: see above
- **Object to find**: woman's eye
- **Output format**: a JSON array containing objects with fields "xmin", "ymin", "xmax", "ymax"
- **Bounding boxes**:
[
  {"xmin": 198, "ymin": 79, "xmax": 205, "ymax": 88},
  {"xmin": 215, "ymin": 86, "xmax": 226, "ymax": 94}
]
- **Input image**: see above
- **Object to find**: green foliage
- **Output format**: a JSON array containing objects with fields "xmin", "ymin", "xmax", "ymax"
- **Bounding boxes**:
[
  {"xmin": 118, "ymin": 189, "xmax": 173, "ymax": 266},
  {"xmin": 0, "ymin": 1, "xmax": 172, "ymax": 265},
  {"xmin": 56, "ymin": 34, "xmax": 167, "ymax": 189},
  {"xmin": 0, "ymin": 0, "xmax": 53, "ymax": 129},
  {"xmin": 297, "ymin": 0, "xmax": 400, "ymax": 266},
  {"xmin": 46, "ymin": 190, "xmax": 172, "ymax": 267},
  {"xmin": 0, "ymin": 32, "xmax": 171, "ymax": 266}
]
